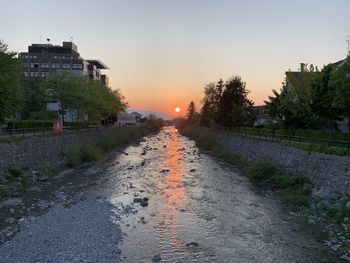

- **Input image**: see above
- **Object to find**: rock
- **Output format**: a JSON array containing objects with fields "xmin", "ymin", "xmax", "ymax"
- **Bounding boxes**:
[
  {"xmin": 189, "ymin": 169, "xmax": 196, "ymax": 172},
  {"xmin": 141, "ymin": 160, "xmax": 146, "ymax": 166},
  {"xmin": 133, "ymin": 198, "xmax": 143, "ymax": 203},
  {"xmin": 38, "ymin": 176, "xmax": 48, "ymax": 182},
  {"xmin": 341, "ymin": 255, "xmax": 350, "ymax": 262},
  {"xmin": 11, "ymin": 191, "xmax": 20, "ymax": 198},
  {"xmin": 186, "ymin": 242, "xmax": 199, "ymax": 247},
  {"xmin": 152, "ymin": 255, "xmax": 161, "ymax": 262},
  {"xmin": 139, "ymin": 190, "xmax": 145, "ymax": 193},
  {"xmin": 140, "ymin": 217, "xmax": 147, "ymax": 224},
  {"xmin": 140, "ymin": 200, "xmax": 148, "ymax": 207},
  {"xmin": 330, "ymin": 244, "xmax": 340, "ymax": 252},
  {"xmin": 346, "ymin": 201, "xmax": 350, "ymax": 209},
  {"xmin": 141, "ymin": 152, "xmax": 146, "ymax": 156},
  {"xmin": 312, "ymin": 186, "xmax": 338, "ymax": 200},
  {"xmin": 143, "ymin": 197, "xmax": 149, "ymax": 202}
]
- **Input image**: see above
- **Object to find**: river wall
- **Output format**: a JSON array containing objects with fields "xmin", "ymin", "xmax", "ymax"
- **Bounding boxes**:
[
  {"xmin": 0, "ymin": 127, "xmax": 141, "ymax": 172},
  {"xmin": 202, "ymin": 129, "xmax": 350, "ymax": 196}
]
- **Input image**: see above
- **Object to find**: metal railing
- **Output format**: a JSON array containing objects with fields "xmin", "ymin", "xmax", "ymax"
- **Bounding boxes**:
[
  {"xmin": 210, "ymin": 126, "xmax": 350, "ymax": 151},
  {"xmin": 0, "ymin": 125, "xmax": 104, "ymax": 140}
]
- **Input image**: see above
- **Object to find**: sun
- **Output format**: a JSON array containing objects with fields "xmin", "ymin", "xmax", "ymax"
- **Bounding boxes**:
[{"xmin": 174, "ymin": 107, "xmax": 181, "ymax": 113}]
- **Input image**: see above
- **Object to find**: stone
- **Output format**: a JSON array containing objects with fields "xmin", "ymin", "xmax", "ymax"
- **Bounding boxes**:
[
  {"xmin": 143, "ymin": 197, "xmax": 149, "ymax": 202},
  {"xmin": 152, "ymin": 255, "xmax": 161, "ymax": 262},
  {"xmin": 346, "ymin": 201, "xmax": 350, "ymax": 209},
  {"xmin": 186, "ymin": 242, "xmax": 199, "ymax": 247},
  {"xmin": 38, "ymin": 176, "xmax": 48, "ymax": 182},
  {"xmin": 189, "ymin": 169, "xmax": 196, "ymax": 172},
  {"xmin": 140, "ymin": 200, "xmax": 148, "ymax": 207}
]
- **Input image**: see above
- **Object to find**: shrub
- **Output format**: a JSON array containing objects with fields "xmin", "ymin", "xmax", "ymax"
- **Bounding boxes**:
[
  {"xmin": 8, "ymin": 168, "xmax": 22, "ymax": 178},
  {"xmin": 64, "ymin": 146, "xmax": 82, "ymax": 168},
  {"xmin": 0, "ymin": 185, "xmax": 10, "ymax": 198},
  {"xmin": 80, "ymin": 145, "xmax": 102, "ymax": 162}
]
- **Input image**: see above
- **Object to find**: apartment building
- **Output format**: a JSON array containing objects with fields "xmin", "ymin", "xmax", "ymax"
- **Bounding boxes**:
[{"xmin": 19, "ymin": 41, "xmax": 109, "ymax": 86}]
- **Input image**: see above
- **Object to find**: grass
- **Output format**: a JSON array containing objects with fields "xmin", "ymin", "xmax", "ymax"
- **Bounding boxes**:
[
  {"xmin": 280, "ymin": 141, "xmax": 349, "ymax": 156},
  {"xmin": 180, "ymin": 125, "xmax": 310, "ymax": 207},
  {"xmin": 64, "ymin": 127, "xmax": 148, "ymax": 168}
]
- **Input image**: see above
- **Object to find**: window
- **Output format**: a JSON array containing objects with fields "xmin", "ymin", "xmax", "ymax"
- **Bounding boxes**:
[
  {"xmin": 23, "ymin": 72, "xmax": 28, "ymax": 77},
  {"xmin": 33, "ymin": 55, "xmax": 37, "ymax": 59},
  {"xmin": 62, "ymin": 56, "xmax": 65, "ymax": 59},
  {"xmin": 73, "ymin": 64, "xmax": 77, "ymax": 69},
  {"xmin": 41, "ymin": 72, "xmax": 46, "ymax": 77},
  {"xmin": 30, "ymin": 72, "xmax": 35, "ymax": 77},
  {"xmin": 41, "ymin": 63, "xmax": 49, "ymax": 68},
  {"xmin": 78, "ymin": 64, "xmax": 83, "ymax": 69},
  {"xmin": 53, "ymin": 56, "xmax": 57, "ymax": 59},
  {"xmin": 34, "ymin": 72, "xmax": 39, "ymax": 77}
]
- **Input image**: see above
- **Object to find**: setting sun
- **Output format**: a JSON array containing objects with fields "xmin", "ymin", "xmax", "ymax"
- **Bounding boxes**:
[{"xmin": 174, "ymin": 107, "xmax": 181, "ymax": 113}]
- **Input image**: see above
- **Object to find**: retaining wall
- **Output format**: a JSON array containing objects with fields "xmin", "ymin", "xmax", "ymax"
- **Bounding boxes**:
[
  {"xmin": 0, "ymin": 127, "xmax": 141, "ymax": 171},
  {"xmin": 205, "ymin": 129, "xmax": 350, "ymax": 196}
]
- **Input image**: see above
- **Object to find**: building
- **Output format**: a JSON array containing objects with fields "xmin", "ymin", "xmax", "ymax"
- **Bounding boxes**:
[
  {"xmin": 19, "ymin": 41, "xmax": 109, "ymax": 84},
  {"xmin": 19, "ymin": 41, "xmax": 109, "ymax": 121},
  {"xmin": 116, "ymin": 112, "xmax": 137, "ymax": 127},
  {"xmin": 130, "ymin": 112, "xmax": 143, "ymax": 122},
  {"xmin": 253, "ymin": 105, "xmax": 270, "ymax": 127}
]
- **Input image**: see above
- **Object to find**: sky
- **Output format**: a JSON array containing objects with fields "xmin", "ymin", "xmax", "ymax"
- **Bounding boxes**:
[{"xmin": 1, "ymin": 0, "xmax": 349, "ymax": 117}]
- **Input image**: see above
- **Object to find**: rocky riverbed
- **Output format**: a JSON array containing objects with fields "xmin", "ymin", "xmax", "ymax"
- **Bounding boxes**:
[{"xmin": 0, "ymin": 127, "xmax": 343, "ymax": 262}]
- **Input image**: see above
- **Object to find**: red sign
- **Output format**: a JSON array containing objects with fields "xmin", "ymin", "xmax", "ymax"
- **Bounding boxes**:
[{"xmin": 53, "ymin": 120, "xmax": 63, "ymax": 134}]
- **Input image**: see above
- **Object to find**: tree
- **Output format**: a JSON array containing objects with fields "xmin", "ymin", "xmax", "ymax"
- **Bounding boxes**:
[
  {"xmin": 44, "ymin": 70, "xmax": 85, "ymax": 124},
  {"xmin": 330, "ymin": 58, "xmax": 350, "ymax": 132},
  {"xmin": 200, "ymin": 80, "xmax": 223, "ymax": 126},
  {"xmin": 265, "ymin": 64, "xmax": 319, "ymax": 129},
  {"xmin": 0, "ymin": 40, "xmax": 25, "ymax": 123},
  {"xmin": 311, "ymin": 64, "xmax": 342, "ymax": 131},
  {"xmin": 186, "ymin": 101, "xmax": 199, "ymax": 124},
  {"xmin": 217, "ymin": 75, "xmax": 255, "ymax": 127},
  {"xmin": 21, "ymin": 78, "xmax": 48, "ymax": 119}
]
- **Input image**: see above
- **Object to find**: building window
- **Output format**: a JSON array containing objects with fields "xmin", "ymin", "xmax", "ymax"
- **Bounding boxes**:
[
  {"xmin": 78, "ymin": 64, "xmax": 83, "ymax": 69},
  {"xmin": 41, "ymin": 63, "xmax": 49, "ymax": 68},
  {"xmin": 23, "ymin": 72, "xmax": 28, "ymax": 77},
  {"xmin": 41, "ymin": 72, "xmax": 46, "ymax": 77},
  {"xmin": 30, "ymin": 72, "xmax": 35, "ymax": 77},
  {"xmin": 34, "ymin": 72, "xmax": 39, "ymax": 77},
  {"xmin": 53, "ymin": 56, "xmax": 57, "ymax": 59}
]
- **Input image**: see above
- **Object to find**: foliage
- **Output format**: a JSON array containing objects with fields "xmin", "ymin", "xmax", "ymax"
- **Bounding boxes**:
[
  {"xmin": 330, "ymin": 59, "xmax": 350, "ymax": 132},
  {"xmin": 201, "ymin": 76, "xmax": 254, "ymax": 127},
  {"xmin": 265, "ymin": 64, "xmax": 319, "ymax": 129},
  {"xmin": 186, "ymin": 101, "xmax": 199, "ymax": 123},
  {"xmin": 0, "ymin": 40, "xmax": 25, "ymax": 123},
  {"xmin": 145, "ymin": 114, "xmax": 164, "ymax": 132},
  {"xmin": 21, "ymin": 78, "xmax": 47, "ymax": 119},
  {"xmin": 266, "ymin": 60, "xmax": 350, "ymax": 131}
]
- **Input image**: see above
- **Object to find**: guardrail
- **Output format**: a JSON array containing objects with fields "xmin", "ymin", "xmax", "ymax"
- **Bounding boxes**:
[{"xmin": 210, "ymin": 126, "xmax": 350, "ymax": 150}]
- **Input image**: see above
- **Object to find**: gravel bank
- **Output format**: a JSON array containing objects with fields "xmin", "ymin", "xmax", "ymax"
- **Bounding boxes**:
[{"xmin": 0, "ymin": 199, "xmax": 121, "ymax": 263}]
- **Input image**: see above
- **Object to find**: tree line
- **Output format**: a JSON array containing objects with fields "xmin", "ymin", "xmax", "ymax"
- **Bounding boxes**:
[
  {"xmin": 265, "ymin": 60, "xmax": 350, "ymax": 131},
  {"xmin": 0, "ymin": 40, "xmax": 127, "ymax": 125},
  {"xmin": 183, "ymin": 75, "xmax": 255, "ymax": 128}
]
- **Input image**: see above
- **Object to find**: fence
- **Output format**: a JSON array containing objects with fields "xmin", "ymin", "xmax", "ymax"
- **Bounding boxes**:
[
  {"xmin": 0, "ymin": 125, "xmax": 103, "ymax": 140},
  {"xmin": 211, "ymin": 126, "xmax": 350, "ymax": 151}
]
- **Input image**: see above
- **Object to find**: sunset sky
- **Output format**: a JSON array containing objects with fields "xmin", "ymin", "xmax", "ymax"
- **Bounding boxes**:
[{"xmin": 1, "ymin": 0, "xmax": 349, "ymax": 117}]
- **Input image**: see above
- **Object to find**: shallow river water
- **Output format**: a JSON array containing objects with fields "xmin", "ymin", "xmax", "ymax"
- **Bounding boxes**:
[
  {"xmin": 0, "ymin": 126, "xmax": 342, "ymax": 262},
  {"xmin": 103, "ymin": 126, "xmax": 339, "ymax": 262}
]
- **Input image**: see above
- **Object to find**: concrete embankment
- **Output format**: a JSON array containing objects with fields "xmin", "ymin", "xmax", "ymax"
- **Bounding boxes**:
[
  {"xmin": 199, "ymin": 128, "xmax": 350, "ymax": 197},
  {"xmin": 0, "ymin": 127, "xmax": 146, "ymax": 176}
]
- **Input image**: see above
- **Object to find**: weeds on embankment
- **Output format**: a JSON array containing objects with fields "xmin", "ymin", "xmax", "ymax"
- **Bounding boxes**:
[
  {"xmin": 180, "ymin": 125, "xmax": 310, "ymax": 207},
  {"xmin": 64, "ymin": 128, "xmax": 148, "ymax": 168}
]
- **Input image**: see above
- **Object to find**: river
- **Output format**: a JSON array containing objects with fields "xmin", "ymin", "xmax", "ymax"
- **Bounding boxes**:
[{"xmin": 0, "ymin": 126, "xmax": 341, "ymax": 262}]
